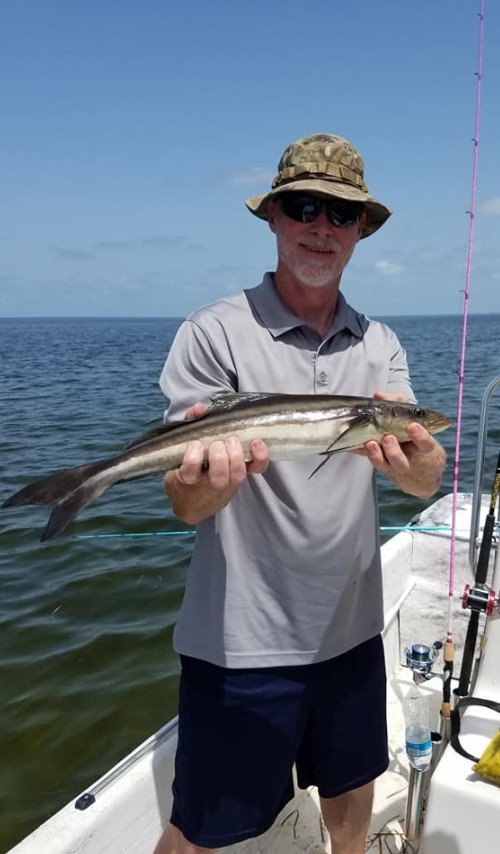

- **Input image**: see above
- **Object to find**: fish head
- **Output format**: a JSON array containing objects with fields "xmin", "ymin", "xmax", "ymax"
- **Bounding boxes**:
[
  {"xmin": 417, "ymin": 405, "xmax": 453, "ymax": 436},
  {"xmin": 375, "ymin": 401, "xmax": 452, "ymax": 440}
]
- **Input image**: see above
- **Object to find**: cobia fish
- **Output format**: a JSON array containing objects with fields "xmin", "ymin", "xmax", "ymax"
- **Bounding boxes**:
[{"xmin": 2, "ymin": 392, "xmax": 451, "ymax": 541}]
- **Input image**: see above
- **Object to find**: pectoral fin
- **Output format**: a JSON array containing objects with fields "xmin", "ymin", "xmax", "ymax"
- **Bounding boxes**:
[{"xmin": 308, "ymin": 414, "xmax": 372, "ymax": 478}]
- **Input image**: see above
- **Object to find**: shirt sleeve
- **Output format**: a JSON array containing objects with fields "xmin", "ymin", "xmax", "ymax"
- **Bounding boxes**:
[
  {"xmin": 386, "ymin": 328, "xmax": 416, "ymax": 402},
  {"xmin": 159, "ymin": 317, "xmax": 237, "ymax": 421}
]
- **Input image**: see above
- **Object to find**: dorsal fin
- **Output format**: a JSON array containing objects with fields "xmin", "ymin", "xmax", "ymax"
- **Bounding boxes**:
[
  {"xmin": 207, "ymin": 391, "xmax": 276, "ymax": 411},
  {"xmin": 124, "ymin": 392, "xmax": 276, "ymax": 450}
]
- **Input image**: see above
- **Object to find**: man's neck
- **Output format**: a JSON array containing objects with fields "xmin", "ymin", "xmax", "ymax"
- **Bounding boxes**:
[{"xmin": 273, "ymin": 269, "xmax": 341, "ymax": 338}]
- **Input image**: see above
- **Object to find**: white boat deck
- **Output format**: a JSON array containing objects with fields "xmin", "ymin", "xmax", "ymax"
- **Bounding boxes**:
[{"xmin": 8, "ymin": 493, "xmax": 499, "ymax": 854}]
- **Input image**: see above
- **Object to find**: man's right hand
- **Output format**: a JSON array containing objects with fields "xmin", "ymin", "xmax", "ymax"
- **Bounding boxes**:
[{"xmin": 163, "ymin": 402, "xmax": 269, "ymax": 525}]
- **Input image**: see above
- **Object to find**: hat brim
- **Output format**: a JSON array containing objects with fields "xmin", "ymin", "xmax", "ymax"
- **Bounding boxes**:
[{"xmin": 245, "ymin": 178, "xmax": 391, "ymax": 239}]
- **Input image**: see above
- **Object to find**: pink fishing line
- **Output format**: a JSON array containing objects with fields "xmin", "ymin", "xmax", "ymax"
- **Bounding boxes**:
[{"xmin": 447, "ymin": 2, "xmax": 486, "ymax": 635}]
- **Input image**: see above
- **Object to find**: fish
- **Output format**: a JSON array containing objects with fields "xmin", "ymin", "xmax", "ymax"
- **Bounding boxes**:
[{"xmin": 1, "ymin": 392, "xmax": 451, "ymax": 542}]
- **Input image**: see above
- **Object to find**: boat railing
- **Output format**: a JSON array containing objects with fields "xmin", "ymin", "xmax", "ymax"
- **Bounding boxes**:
[
  {"xmin": 74, "ymin": 716, "xmax": 178, "ymax": 810},
  {"xmin": 469, "ymin": 375, "xmax": 500, "ymax": 568}
]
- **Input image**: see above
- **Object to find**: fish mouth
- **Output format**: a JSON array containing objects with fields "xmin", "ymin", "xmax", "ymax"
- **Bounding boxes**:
[{"xmin": 427, "ymin": 415, "xmax": 453, "ymax": 433}]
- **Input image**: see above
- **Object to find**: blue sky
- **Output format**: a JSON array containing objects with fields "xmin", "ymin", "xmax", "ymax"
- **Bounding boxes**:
[{"xmin": 1, "ymin": 0, "xmax": 499, "ymax": 317}]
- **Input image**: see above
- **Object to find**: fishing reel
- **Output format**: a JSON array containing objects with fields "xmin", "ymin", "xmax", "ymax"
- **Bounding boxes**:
[
  {"xmin": 405, "ymin": 642, "xmax": 442, "ymax": 681},
  {"xmin": 462, "ymin": 583, "xmax": 500, "ymax": 619}
]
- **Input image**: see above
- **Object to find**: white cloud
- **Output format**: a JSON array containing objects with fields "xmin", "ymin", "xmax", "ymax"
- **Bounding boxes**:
[
  {"xmin": 228, "ymin": 167, "xmax": 274, "ymax": 187},
  {"xmin": 374, "ymin": 259, "xmax": 403, "ymax": 276},
  {"xmin": 478, "ymin": 197, "xmax": 500, "ymax": 216}
]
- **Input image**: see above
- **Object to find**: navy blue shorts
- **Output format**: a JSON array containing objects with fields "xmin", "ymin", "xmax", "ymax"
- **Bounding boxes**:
[{"xmin": 171, "ymin": 635, "xmax": 388, "ymax": 848}]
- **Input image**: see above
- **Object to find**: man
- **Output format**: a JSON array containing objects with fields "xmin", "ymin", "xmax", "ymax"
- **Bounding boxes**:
[{"xmin": 154, "ymin": 134, "xmax": 446, "ymax": 854}]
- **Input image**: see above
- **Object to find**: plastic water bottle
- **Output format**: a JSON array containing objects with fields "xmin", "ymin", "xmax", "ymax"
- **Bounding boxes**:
[{"xmin": 405, "ymin": 683, "xmax": 432, "ymax": 771}]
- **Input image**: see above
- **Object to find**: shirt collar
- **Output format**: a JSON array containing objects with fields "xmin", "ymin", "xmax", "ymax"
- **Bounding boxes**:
[{"xmin": 245, "ymin": 273, "xmax": 366, "ymax": 340}]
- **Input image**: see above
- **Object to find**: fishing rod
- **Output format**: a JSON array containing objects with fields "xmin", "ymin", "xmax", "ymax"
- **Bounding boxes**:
[
  {"xmin": 456, "ymin": 451, "xmax": 500, "ymax": 697},
  {"xmin": 439, "ymin": 0, "xmax": 485, "ymax": 727}
]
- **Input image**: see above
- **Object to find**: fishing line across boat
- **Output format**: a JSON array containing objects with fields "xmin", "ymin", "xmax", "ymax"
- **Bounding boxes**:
[{"xmin": 72, "ymin": 524, "xmax": 457, "ymax": 541}]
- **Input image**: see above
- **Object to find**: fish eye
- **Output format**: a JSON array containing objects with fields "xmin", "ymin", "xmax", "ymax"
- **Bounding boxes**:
[{"xmin": 412, "ymin": 406, "xmax": 426, "ymax": 418}]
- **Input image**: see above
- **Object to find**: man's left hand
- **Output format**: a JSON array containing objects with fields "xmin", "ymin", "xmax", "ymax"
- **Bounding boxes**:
[{"xmin": 358, "ymin": 392, "xmax": 447, "ymax": 499}]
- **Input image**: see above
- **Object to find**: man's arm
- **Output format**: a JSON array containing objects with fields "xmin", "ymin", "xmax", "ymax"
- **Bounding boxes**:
[
  {"xmin": 361, "ymin": 392, "xmax": 447, "ymax": 499},
  {"xmin": 164, "ymin": 403, "xmax": 269, "ymax": 525}
]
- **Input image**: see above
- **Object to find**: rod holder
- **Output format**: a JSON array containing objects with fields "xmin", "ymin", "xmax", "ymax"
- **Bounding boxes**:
[
  {"xmin": 405, "ymin": 765, "xmax": 428, "ymax": 842},
  {"xmin": 405, "ymin": 732, "xmax": 443, "ymax": 844},
  {"xmin": 439, "ymin": 712, "xmax": 452, "ymax": 747}
]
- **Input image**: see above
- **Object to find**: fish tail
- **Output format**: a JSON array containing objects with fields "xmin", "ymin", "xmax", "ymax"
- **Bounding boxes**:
[
  {"xmin": 2, "ymin": 460, "xmax": 113, "ymax": 541},
  {"xmin": 2, "ymin": 461, "xmax": 108, "ymax": 508},
  {"xmin": 41, "ymin": 479, "xmax": 110, "ymax": 541}
]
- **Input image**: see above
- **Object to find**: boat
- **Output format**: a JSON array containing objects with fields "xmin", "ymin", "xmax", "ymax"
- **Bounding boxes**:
[{"xmin": 6, "ymin": 374, "xmax": 500, "ymax": 853}]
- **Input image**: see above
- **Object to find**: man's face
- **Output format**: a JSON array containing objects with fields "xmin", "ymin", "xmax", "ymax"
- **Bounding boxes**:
[{"xmin": 268, "ymin": 194, "xmax": 366, "ymax": 290}]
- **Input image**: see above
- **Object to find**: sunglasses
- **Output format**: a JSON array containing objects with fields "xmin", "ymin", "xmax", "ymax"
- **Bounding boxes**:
[{"xmin": 278, "ymin": 195, "xmax": 363, "ymax": 229}]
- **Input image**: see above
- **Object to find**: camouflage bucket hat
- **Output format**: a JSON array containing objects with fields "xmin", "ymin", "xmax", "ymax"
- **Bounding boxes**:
[{"xmin": 245, "ymin": 133, "xmax": 391, "ymax": 239}]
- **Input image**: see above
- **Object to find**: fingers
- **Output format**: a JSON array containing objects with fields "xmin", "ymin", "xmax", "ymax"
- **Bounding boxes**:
[
  {"xmin": 362, "ymin": 438, "xmax": 406, "ymax": 475},
  {"xmin": 246, "ymin": 439, "xmax": 269, "ymax": 474},
  {"xmin": 176, "ymin": 440, "xmax": 207, "ymax": 485},
  {"xmin": 379, "ymin": 435, "xmax": 411, "ymax": 474},
  {"xmin": 184, "ymin": 402, "xmax": 207, "ymax": 420},
  {"xmin": 176, "ymin": 437, "xmax": 269, "ymax": 489},
  {"xmin": 373, "ymin": 390, "xmax": 409, "ymax": 403},
  {"xmin": 405, "ymin": 422, "xmax": 439, "ymax": 453},
  {"xmin": 174, "ymin": 402, "xmax": 269, "ymax": 490},
  {"xmin": 207, "ymin": 437, "xmax": 247, "ymax": 489},
  {"xmin": 363, "ymin": 424, "xmax": 439, "ymax": 475}
]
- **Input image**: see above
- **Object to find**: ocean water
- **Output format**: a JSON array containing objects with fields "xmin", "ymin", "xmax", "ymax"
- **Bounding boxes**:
[{"xmin": 1, "ymin": 314, "xmax": 499, "ymax": 851}]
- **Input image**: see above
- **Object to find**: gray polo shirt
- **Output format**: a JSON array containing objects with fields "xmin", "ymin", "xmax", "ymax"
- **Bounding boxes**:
[{"xmin": 159, "ymin": 273, "xmax": 414, "ymax": 668}]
